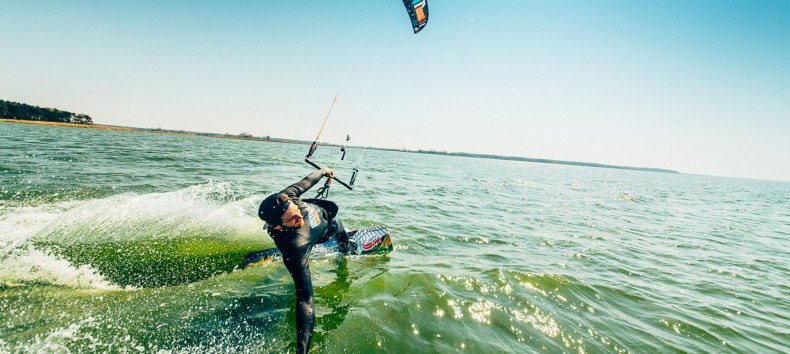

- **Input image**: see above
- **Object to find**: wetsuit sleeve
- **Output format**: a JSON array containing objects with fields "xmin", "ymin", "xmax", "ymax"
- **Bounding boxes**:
[
  {"xmin": 281, "ymin": 169, "xmax": 327, "ymax": 199},
  {"xmin": 282, "ymin": 245, "xmax": 315, "ymax": 354}
]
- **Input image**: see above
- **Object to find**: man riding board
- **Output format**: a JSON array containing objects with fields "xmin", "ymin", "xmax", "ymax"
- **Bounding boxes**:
[{"xmin": 257, "ymin": 167, "xmax": 350, "ymax": 353}]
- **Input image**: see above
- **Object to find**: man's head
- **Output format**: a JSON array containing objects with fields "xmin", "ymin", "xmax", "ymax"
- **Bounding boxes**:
[{"xmin": 259, "ymin": 193, "xmax": 303, "ymax": 229}]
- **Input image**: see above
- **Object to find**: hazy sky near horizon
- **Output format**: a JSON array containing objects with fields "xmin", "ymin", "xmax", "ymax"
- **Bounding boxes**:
[{"xmin": 2, "ymin": 1, "xmax": 789, "ymax": 181}]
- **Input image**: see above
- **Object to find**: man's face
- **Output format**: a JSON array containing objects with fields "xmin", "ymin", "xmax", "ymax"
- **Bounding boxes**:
[{"xmin": 279, "ymin": 202, "xmax": 303, "ymax": 229}]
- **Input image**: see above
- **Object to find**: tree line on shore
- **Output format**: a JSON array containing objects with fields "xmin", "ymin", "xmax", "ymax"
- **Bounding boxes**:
[{"xmin": 0, "ymin": 99, "xmax": 93, "ymax": 124}]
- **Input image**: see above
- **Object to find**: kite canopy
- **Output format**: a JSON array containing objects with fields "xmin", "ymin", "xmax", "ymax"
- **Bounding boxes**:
[{"xmin": 402, "ymin": 0, "xmax": 429, "ymax": 34}]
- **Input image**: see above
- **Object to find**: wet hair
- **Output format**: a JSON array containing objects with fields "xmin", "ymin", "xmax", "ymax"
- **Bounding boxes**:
[{"xmin": 258, "ymin": 193, "xmax": 291, "ymax": 226}]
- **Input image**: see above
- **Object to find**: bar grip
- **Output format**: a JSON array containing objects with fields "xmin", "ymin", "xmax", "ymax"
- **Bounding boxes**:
[{"xmin": 304, "ymin": 158, "xmax": 354, "ymax": 190}]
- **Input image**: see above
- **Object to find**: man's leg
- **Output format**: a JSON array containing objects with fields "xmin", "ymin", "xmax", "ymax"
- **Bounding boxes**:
[{"xmin": 330, "ymin": 219, "xmax": 351, "ymax": 254}]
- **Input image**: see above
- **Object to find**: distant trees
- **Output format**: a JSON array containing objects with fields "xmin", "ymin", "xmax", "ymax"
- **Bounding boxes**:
[{"xmin": 0, "ymin": 99, "xmax": 93, "ymax": 124}]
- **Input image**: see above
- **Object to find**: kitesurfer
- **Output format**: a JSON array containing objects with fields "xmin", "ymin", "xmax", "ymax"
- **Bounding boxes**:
[{"xmin": 258, "ymin": 167, "xmax": 350, "ymax": 353}]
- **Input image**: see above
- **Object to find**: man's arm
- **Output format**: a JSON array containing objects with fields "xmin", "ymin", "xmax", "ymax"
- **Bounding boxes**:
[
  {"xmin": 281, "ymin": 168, "xmax": 331, "ymax": 199},
  {"xmin": 282, "ymin": 246, "xmax": 315, "ymax": 354}
]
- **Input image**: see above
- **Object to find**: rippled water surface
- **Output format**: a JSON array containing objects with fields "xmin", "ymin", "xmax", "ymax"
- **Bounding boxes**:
[{"xmin": 1, "ymin": 122, "xmax": 788, "ymax": 353}]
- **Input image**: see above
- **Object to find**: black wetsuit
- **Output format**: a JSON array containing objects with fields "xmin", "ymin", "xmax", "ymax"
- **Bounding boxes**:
[{"xmin": 265, "ymin": 169, "xmax": 348, "ymax": 354}]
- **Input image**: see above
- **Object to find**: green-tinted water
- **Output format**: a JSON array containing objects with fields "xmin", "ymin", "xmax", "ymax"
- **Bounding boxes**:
[{"xmin": 1, "ymin": 122, "xmax": 788, "ymax": 353}]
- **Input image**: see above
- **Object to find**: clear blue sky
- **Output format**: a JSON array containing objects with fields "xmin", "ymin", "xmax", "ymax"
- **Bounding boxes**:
[{"xmin": 2, "ymin": 1, "xmax": 789, "ymax": 181}]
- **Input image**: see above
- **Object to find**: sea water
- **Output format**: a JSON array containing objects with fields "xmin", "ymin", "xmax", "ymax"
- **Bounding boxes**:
[{"xmin": 1, "ymin": 122, "xmax": 788, "ymax": 353}]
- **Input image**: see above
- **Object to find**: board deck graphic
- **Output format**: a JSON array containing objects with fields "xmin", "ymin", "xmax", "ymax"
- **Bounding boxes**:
[{"xmin": 242, "ymin": 225, "xmax": 393, "ymax": 267}]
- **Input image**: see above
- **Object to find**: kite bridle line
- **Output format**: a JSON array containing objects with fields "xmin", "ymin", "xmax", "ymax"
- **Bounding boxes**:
[
  {"xmin": 303, "ymin": 4, "xmax": 376, "ymax": 199},
  {"xmin": 349, "ymin": 146, "xmax": 367, "ymax": 187},
  {"xmin": 305, "ymin": 1, "xmax": 427, "ymax": 199},
  {"xmin": 305, "ymin": 93, "xmax": 337, "ymax": 160},
  {"xmin": 305, "ymin": 96, "xmax": 355, "ymax": 199},
  {"xmin": 313, "ymin": 134, "xmax": 353, "ymax": 199}
]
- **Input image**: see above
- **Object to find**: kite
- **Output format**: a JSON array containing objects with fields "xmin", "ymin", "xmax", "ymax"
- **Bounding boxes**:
[{"xmin": 402, "ymin": 0, "xmax": 429, "ymax": 34}]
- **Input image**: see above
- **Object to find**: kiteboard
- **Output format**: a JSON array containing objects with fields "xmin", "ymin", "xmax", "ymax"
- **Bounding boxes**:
[{"xmin": 242, "ymin": 225, "xmax": 393, "ymax": 267}]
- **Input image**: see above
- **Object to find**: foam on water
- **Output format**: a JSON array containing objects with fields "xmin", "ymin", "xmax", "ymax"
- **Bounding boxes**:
[
  {"xmin": 1, "ymin": 248, "xmax": 121, "ymax": 290},
  {"xmin": 0, "ymin": 201, "xmax": 120, "ymax": 289},
  {"xmin": 35, "ymin": 181, "xmax": 259, "ymax": 245},
  {"xmin": 0, "ymin": 182, "xmax": 266, "ymax": 289}
]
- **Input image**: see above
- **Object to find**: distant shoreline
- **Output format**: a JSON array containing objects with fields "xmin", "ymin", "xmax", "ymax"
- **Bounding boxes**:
[{"xmin": 1, "ymin": 118, "xmax": 679, "ymax": 174}]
